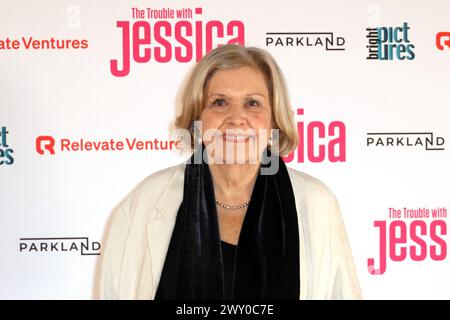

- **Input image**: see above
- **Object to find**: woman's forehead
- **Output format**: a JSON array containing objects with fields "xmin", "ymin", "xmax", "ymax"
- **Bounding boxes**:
[{"xmin": 206, "ymin": 67, "xmax": 268, "ymax": 94}]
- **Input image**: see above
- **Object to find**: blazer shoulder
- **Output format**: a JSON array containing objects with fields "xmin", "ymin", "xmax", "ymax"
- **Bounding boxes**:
[
  {"xmin": 286, "ymin": 166, "xmax": 337, "ymax": 203},
  {"xmin": 137, "ymin": 163, "xmax": 185, "ymax": 194},
  {"xmin": 118, "ymin": 163, "xmax": 185, "ymax": 216}
]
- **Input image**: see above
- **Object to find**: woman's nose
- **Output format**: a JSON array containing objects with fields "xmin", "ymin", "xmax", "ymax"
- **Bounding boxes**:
[{"xmin": 226, "ymin": 105, "xmax": 247, "ymax": 126}]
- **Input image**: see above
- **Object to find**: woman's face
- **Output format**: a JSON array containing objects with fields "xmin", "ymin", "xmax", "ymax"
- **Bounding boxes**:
[{"xmin": 200, "ymin": 66, "xmax": 273, "ymax": 164}]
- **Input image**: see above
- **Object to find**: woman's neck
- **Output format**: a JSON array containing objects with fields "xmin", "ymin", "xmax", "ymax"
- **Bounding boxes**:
[{"xmin": 208, "ymin": 163, "xmax": 259, "ymax": 204}]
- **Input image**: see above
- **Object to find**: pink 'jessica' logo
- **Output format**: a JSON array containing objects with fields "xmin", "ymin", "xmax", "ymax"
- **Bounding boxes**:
[
  {"xmin": 282, "ymin": 108, "xmax": 346, "ymax": 164},
  {"xmin": 110, "ymin": 7, "xmax": 245, "ymax": 76}
]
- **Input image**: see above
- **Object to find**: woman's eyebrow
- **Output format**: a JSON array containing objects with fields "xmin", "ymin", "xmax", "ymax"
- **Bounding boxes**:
[
  {"xmin": 207, "ymin": 93, "xmax": 267, "ymax": 98},
  {"xmin": 245, "ymin": 93, "xmax": 266, "ymax": 98},
  {"xmin": 207, "ymin": 93, "xmax": 227, "ymax": 98}
]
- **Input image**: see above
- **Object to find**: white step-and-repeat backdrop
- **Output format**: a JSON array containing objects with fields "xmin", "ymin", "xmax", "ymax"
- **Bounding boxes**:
[{"xmin": 1, "ymin": 0, "xmax": 449, "ymax": 299}]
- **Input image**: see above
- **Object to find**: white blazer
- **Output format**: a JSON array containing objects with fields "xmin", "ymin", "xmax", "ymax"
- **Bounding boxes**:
[{"xmin": 98, "ymin": 164, "xmax": 362, "ymax": 299}]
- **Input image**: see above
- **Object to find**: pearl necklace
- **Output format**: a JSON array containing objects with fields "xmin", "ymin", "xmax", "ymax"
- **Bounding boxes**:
[{"xmin": 215, "ymin": 199, "xmax": 250, "ymax": 210}]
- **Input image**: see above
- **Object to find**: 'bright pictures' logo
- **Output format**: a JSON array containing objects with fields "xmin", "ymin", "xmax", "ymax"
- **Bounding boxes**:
[
  {"xmin": 366, "ymin": 22, "xmax": 415, "ymax": 60},
  {"xmin": 0, "ymin": 126, "xmax": 14, "ymax": 165}
]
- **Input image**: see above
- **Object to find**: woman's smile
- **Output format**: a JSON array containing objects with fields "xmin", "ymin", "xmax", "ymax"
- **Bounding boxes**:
[{"xmin": 221, "ymin": 132, "xmax": 256, "ymax": 143}]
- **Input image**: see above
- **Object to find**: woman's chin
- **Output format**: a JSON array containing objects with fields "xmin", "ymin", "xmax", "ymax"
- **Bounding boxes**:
[
  {"xmin": 202, "ymin": 139, "xmax": 268, "ymax": 165},
  {"xmin": 208, "ymin": 153, "xmax": 260, "ymax": 165}
]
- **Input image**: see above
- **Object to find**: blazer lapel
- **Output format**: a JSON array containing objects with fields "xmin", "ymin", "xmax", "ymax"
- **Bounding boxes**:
[{"xmin": 140, "ymin": 164, "xmax": 185, "ymax": 299}]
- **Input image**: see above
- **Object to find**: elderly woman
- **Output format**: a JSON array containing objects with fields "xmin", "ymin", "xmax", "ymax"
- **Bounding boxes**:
[{"xmin": 99, "ymin": 44, "xmax": 361, "ymax": 300}]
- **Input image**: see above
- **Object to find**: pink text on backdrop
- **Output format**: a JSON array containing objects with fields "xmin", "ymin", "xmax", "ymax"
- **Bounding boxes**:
[
  {"xmin": 110, "ymin": 7, "xmax": 245, "ymax": 76},
  {"xmin": 368, "ymin": 215, "xmax": 448, "ymax": 275},
  {"xmin": 282, "ymin": 108, "xmax": 346, "ymax": 163}
]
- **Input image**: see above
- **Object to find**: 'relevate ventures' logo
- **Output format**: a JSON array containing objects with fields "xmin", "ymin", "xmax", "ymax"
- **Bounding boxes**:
[
  {"xmin": 436, "ymin": 32, "xmax": 450, "ymax": 50},
  {"xmin": 110, "ymin": 7, "xmax": 245, "ymax": 77},
  {"xmin": 366, "ymin": 22, "xmax": 415, "ymax": 60},
  {"xmin": 36, "ymin": 136, "xmax": 56, "ymax": 155},
  {"xmin": 0, "ymin": 126, "xmax": 14, "ymax": 165},
  {"xmin": 35, "ymin": 135, "xmax": 182, "ymax": 155}
]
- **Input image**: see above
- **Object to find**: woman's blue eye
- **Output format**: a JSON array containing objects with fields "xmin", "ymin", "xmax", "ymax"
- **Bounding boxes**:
[
  {"xmin": 247, "ymin": 99, "xmax": 260, "ymax": 107},
  {"xmin": 212, "ymin": 98, "xmax": 226, "ymax": 107}
]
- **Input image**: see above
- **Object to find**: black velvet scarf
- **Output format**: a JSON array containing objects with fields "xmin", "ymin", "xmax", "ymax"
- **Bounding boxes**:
[{"xmin": 155, "ymin": 148, "xmax": 300, "ymax": 300}]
